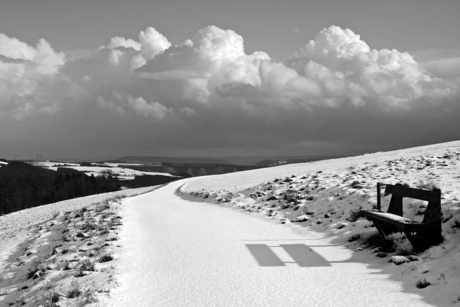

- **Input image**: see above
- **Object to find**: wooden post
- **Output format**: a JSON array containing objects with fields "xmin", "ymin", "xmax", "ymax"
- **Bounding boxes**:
[{"xmin": 377, "ymin": 182, "xmax": 381, "ymax": 211}]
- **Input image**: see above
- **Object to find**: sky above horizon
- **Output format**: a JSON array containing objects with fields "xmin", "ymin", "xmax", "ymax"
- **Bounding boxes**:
[{"xmin": 1, "ymin": 0, "xmax": 460, "ymax": 160}]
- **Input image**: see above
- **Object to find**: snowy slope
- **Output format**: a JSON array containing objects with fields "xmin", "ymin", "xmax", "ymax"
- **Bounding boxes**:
[{"xmin": 176, "ymin": 140, "xmax": 460, "ymax": 305}]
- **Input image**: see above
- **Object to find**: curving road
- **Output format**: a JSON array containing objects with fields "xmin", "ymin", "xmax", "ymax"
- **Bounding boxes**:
[{"xmin": 110, "ymin": 180, "xmax": 431, "ymax": 307}]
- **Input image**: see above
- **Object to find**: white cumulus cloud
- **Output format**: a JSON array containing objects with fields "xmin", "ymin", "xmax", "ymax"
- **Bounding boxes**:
[
  {"xmin": 127, "ymin": 96, "xmax": 171, "ymax": 120},
  {"xmin": 1, "ymin": 25, "xmax": 460, "ymax": 158},
  {"xmin": 282, "ymin": 25, "xmax": 452, "ymax": 108},
  {"xmin": 0, "ymin": 34, "xmax": 73, "ymax": 117},
  {"xmin": 3, "ymin": 24, "xmax": 456, "ymax": 119}
]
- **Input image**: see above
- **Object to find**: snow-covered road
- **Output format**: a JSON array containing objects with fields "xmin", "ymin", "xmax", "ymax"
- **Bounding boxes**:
[{"xmin": 110, "ymin": 180, "xmax": 431, "ymax": 307}]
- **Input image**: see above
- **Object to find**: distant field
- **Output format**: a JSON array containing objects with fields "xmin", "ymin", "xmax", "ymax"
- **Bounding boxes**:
[{"xmin": 31, "ymin": 161, "xmax": 177, "ymax": 180}]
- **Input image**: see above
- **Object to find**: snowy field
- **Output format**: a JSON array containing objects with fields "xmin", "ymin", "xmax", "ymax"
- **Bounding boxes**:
[
  {"xmin": 31, "ymin": 161, "xmax": 176, "ymax": 179},
  {"xmin": 2, "ymin": 141, "xmax": 460, "ymax": 306}
]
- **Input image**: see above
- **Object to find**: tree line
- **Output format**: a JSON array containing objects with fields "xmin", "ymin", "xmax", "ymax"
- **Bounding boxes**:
[{"xmin": 0, "ymin": 162, "xmax": 119, "ymax": 215}]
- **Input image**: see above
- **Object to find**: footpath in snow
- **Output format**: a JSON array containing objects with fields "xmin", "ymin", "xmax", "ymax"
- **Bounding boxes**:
[{"xmin": 111, "ymin": 180, "xmax": 432, "ymax": 307}]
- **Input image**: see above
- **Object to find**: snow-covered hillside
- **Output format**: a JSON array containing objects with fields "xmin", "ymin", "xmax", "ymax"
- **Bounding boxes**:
[{"xmin": 179, "ymin": 140, "xmax": 460, "ymax": 305}]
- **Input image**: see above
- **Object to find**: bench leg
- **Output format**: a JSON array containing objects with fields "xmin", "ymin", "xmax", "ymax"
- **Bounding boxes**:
[
  {"xmin": 421, "ymin": 190, "xmax": 443, "ymax": 246},
  {"xmin": 372, "ymin": 219, "xmax": 388, "ymax": 243},
  {"xmin": 403, "ymin": 229, "xmax": 433, "ymax": 251}
]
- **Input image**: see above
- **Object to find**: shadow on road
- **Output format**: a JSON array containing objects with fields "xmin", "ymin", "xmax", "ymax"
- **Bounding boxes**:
[{"xmin": 246, "ymin": 244, "xmax": 331, "ymax": 267}]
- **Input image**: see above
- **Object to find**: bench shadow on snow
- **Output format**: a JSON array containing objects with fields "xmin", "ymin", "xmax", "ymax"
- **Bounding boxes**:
[{"xmin": 246, "ymin": 244, "xmax": 333, "ymax": 267}]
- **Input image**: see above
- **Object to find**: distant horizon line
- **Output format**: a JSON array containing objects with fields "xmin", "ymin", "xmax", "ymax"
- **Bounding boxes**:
[{"xmin": 4, "ymin": 154, "xmax": 345, "ymax": 161}]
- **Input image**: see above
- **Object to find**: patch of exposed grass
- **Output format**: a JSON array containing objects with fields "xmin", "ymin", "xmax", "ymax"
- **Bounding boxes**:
[
  {"xmin": 67, "ymin": 279, "xmax": 82, "ymax": 298},
  {"xmin": 27, "ymin": 259, "xmax": 47, "ymax": 280},
  {"xmin": 416, "ymin": 278, "xmax": 431, "ymax": 289},
  {"xmin": 98, "ymin": 254, "xmax": 113, "ymax": 263},
  {"xmin": 78, "ymin": 259, "xmax": 95, "ymax": 272},
  {"xmin": 348, "ymin": 233, "xmax": 361, "ymax": 242},
  {"xmin": 41, "ymin": 290, "xmax": 60, "ymax": 307},
  {"xmin": 96, "ymin": 202, "xmax": 111, "ymax": 213}
]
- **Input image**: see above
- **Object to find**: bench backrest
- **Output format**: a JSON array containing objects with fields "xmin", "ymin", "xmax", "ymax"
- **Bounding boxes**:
[
  {"xmin": 384, "ymin": 184, "xmax": 440, "ymax": 202},
  {"xmin": 381, "ymin": 183, "xmax": 441, "ymax": 226}
]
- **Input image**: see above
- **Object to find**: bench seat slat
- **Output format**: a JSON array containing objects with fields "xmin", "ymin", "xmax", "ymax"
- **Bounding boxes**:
[{"xmin": 359, "ymin": 210, "xmax": 425, "ymax": 228}]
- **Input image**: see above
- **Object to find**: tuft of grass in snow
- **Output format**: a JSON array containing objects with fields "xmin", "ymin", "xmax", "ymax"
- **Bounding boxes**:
[
  {"xmin": 81, "ymin": 284, "xmax": 99, "ymax": 304},
  {"xmin": 360, "ymin": 231, "xmax": 385, "ymax": 247},
  {"xmin": 347, "ymin": 209, "xmax": 360, "ymax": 222},
  {"xmin": 416, "ymin": 179, "xmax": 441, "ymax": 190},
  {"xmin": 40, "ymin": 289, "xmax": 60, "ymax": 307},
  {"xmin": 348, "ymin": 233, "xmax": 361, "ymax": 242},
  {"xmin": 27, "ymin": 259, "xmax": 47, "ymax": 280},
  {"xmin": 99, "ymin": 254, "xmax": 113, "ymax": 263},
  {"xmin": 452, "ymin": 295, "xmax": 460, "ymax": 304},
  {"xmin": 78, "ymin": 259, "xmax": 95, "ymax": 272},
  {"xmin": 389, "ymin": 233, "xmax": 413, "ymax": 256},
  {"xmin": 66, "ymin": 279, "xmax": 82, "ymax": 298},
  {"xmin": 416, "ymin": 278, "xmax": 431, "ymax": 289},
  {"xmin": 96, "ymin": 202, "xmax": 111, "ymax": 213}
]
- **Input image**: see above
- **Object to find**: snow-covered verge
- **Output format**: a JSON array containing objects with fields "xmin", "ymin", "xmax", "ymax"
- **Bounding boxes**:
[
  {"xmin": 0, "ymin": 186, "xmax": 160, "ymax": 307},
  {"xmin": 180, "ymin": 140, "xmax": 460, "ymax": 305},
  {"xmin": 0, "ymin": 187, "xmax": 158, "ymax": 234}
]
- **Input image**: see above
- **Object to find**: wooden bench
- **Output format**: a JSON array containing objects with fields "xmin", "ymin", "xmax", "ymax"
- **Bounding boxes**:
[{"xmin": 357, "ymin": 183, "xmax": 442, "ymax": 250}]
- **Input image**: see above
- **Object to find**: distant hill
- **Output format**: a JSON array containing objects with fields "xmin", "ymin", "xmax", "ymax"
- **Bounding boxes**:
[
  {"xmin": 55, "ymin": 158, "xmax": 80, "ymax": 162},
  {"xmin": 255, "ymin": 156, "xmax": 342, "ymax": 166},
  {"xmin": 117, "ymin": 175, "xmax": 179, "ymax": 189},
  {"xmin": 224, "ymin": 155, "xmax": 343, "ymax": 166},
  {"xmin": 116, "ymin": 155, "xmax": 343, "ymax": 166},
  {"xmin": 255, "ymin": 160, "xmax": 278, "ymax": 166},
  {"xmin": 117, "ymin": 156, "xmax": 233, "ymax": 165},
  {"xmin": 121, "ymin": 163, "xmax": 263, "ymax": 177}
]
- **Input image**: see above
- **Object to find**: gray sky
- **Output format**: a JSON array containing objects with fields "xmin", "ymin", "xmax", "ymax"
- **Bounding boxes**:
[{"xmin": 1, "ymin": 0, "xmax": 460, "ymax": 160}]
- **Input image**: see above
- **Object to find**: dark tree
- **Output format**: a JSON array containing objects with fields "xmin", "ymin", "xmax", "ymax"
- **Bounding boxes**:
[{"xmin": 0, "ymin": 162, "xmax": 119, "ymax": 215}]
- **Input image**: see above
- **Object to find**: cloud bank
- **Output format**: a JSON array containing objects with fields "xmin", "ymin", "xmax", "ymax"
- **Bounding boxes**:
[{"xmin": 1, "ymin": 25, "xmax": 459, "ymax": 158}]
